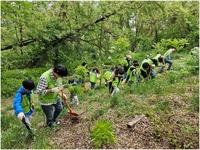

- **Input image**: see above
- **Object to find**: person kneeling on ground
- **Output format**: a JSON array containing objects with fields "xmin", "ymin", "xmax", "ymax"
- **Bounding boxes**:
[
  {"xmin": 110, "ymin": 68, "xmax": 124, "ymax": 96},
  {"xmin": 126, "ymin": 60, "xmax": 140, "ymax": 86},
  {"xmin": 140, "ymin": 62, "xmax": 156, "ymax": 79}
]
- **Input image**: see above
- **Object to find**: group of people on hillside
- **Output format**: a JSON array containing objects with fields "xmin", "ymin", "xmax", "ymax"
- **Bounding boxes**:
[
  {"xmin": 101, "ymin": 47, "xmax": 176, "ymax": 95},
  {"xmin": 139, "ymin": 47, "xmax": 176, "ymax": 79},
  {"xmin": 12, "ymin": 47, "xmax": 176, "ymax": 136}
]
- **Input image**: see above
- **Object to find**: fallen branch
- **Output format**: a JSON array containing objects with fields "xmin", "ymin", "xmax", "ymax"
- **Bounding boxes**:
[{"xmin": 127, "ymin": 114, "xmax": 145, "ymax": 128}]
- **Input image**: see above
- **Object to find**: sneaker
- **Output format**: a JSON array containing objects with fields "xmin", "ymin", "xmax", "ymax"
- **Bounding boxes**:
[
  {"xmin": 50, "ymin": 123, "xmax": 60, "ymax": 131},
  {"xmin": 55, "ymin": 121, "xmax": 60, "ymax": 125},
  {"xmin": 50, "ymin": 126, "xmax": 59, "ymax": 131},
  {"xmin": 52, "ymin": 121, "xmax": 60, "ymax": 126}
]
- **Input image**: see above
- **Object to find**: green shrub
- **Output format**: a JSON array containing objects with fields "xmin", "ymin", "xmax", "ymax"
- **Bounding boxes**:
[
  {"xmin": 152, "ymin": 38, "xmax": 188, "ymax": 53},
  {"xmin": 74, "ymin": 66, "xmax": 89, "ymax": 84},
  {"xmin": 68, "ymin": 85, "xmax": 84, "ymax": 95},
  {"xmin": 185, "ymin": 54, "xmax": 199, "ymax": 75},
  {"xmin": 91, "ymin": 119, "xmax": 116, "ymax": 148},
  {"xmin": 1, "ymin": 68, "xmax": 47, "ymax": 98}
]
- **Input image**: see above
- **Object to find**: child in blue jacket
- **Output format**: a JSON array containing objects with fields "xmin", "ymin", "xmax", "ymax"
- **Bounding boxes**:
[{"xmin": 13, "ymin": 79, "xmax": 35, "ymax": 128}]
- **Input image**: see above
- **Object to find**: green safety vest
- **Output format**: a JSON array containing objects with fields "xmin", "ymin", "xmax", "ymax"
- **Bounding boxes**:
[
  {"xmin": 21, "ymin": 93, "xmax": 34, "ymax": 114},
  {"xmin": 38, "ymin": 70, "xmax": 61, "ymax": 103},
  {"xmin": 103, "ymin": 71, "xmax": 113, "ymax": 80},
  {"xmin": 153, "ymin": 54, "xmax": 161, "ymax": 61},
  {"xmin": 127, "ymin": 66, "xmax": 137, "ymax": 82},
  {"xmin": 140, "ymin": 58, "xmax": 153, "ymax": 73},
  {"xmin": 163, "ymin": 50, "xmax": 170, "ymax": 58},
  {"xmin": 112, "ymin": 76, "xmax": 122, "ymax": 87},
  {"xmin": 90, "ymin": 72, "xmax": 98, "ymax": 83}
]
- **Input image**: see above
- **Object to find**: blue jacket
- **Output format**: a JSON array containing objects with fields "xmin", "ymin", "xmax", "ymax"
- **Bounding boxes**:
[{"xmin": 13, "ymin": 86, "xmax": 34, "ymax": 117}]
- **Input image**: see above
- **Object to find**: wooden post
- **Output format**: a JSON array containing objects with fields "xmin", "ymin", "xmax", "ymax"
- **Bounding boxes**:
[{"xmin": 127, "ymin": 114, "xmax": 145, "ymax": 128}]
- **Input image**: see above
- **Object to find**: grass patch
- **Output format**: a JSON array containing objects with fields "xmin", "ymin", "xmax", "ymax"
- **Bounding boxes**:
[{"xmin": 91, "ymin": 119, "xmax": 116, "ymax": 148}]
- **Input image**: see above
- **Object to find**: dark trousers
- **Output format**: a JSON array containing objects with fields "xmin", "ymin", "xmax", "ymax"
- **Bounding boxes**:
[
  {"xmin": 41, "ymin": 98, "xmax": 63, "ymax": 128},
  {"xmin": 90, "ymin": 82, "xmax": 96, "ymax": 90},
  {"xmin": 108, "ymin": 82, "xmax": 113, "ymax": 94}
]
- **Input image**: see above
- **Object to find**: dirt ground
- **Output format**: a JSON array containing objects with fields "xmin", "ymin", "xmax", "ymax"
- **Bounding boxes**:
[
  {"xmin": 49, "ymin": 80, "xmax": 198, "ymax": 149},
  {"xmin": 2, "ymin": 81, "xmax": 198, "ymax": 149},
  {"xmin": 50, "ymin": 114, "xmax": 170, "ymax": 149},
  {"xmin": 48, "ymin": 83, "xmax": 169, "ymax": 149}
]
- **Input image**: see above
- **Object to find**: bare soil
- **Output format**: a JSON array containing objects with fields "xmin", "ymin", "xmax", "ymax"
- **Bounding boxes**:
[
  {"xmin": 51, "ymin": 114, "xmax": 170, "ymax": 149},
  {"xmin": 2, "ymin": 78, "xmax": 199, "ymax": 149}
]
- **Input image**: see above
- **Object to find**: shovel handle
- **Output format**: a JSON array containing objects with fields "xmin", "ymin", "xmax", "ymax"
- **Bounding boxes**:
[
  {"xmin": 60, "ymin": 90, "xmax": 78, "ymax": 116},
  {"xmin": 64, "ymin": 99, "xmax": 72, "ymax": 112},
  {"xmin": 60, "ymin": 90, "xmax": 72, "ymax": 112}
]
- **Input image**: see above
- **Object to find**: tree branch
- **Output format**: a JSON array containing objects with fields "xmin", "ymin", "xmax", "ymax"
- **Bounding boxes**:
[
  {"xmin": 1, "ymin": 1, "xmax": 133, "ymax": 51},
  {"xmin": 1, "ymin": 39, "xmax": 36, "ymax": 51}
]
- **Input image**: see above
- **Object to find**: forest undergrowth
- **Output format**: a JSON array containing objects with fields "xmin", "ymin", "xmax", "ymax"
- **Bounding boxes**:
[{"xmin": 1, "ymin": 56, "xmax": 199, "ymax": 149}]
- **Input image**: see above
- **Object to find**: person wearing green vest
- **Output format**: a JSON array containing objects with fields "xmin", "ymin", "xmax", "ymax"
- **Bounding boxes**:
[
  {"xmin": 151, "ymin": 52, "xmax": 162, "ymax": 67},
  {"xmin": 164, "ymin": 48, "xmax": 176, "ymax": 59},
  {"xmin": 36, "ymin": 64, "xmax": 68, "ymax": 130},
  {"xmin": 13, "ymin": 79, "xmax": 35, "ymax": 131},
  {"xmin": 102, "ymin": 67, "xmax": 115, "ymax": 86},
  {"xmin": 161, "ymin": 48, "xmax": 176, "ymax": 72},
  {"xmin": 151, "ymin": 52, "xmax": 167, "ymax": 73},
  {"xmin": 68, "ymin": 77, "xmax": 79, "ymax": 105},
  {"xmin": 110, "ymin": 68, "xmax": 124, "ymax": 96},
  {"xmin": 122, "ymin": 55, "xmax": 132, "ymax": 79},
  {"xmin": 140, "ymin": 58, "xmax": 156, "ymax": 79},
  {"xmin": 89, "ymin": 68, "xmax": 100, "ymax": 90},
  {"xmin": 126, "ymin": 60, "xmax": 140, "ymax": 86}
]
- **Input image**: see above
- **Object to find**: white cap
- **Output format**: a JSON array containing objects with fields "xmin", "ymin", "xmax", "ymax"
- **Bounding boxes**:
[{"xmin": 126, "ymin": 55, "xmax": 132, "ymax": 59}]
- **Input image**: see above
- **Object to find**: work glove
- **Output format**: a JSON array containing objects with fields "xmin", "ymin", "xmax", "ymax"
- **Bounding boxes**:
[
  {"xmin": 51, "ymin": 87, "xmax": 61, "ymax": 93},
  {"xmin": 17, "ymin": 112, "xmax": 25, "ymax": 120},
  {"xmin": 151, "ymin": 64, "xmax": 155, "ymax": 68}
]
